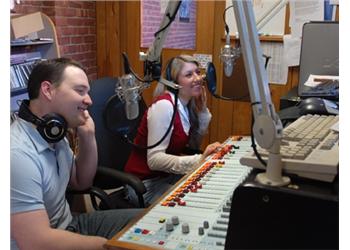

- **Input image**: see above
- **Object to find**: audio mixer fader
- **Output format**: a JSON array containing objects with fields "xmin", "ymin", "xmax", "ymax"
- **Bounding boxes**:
[{"xmin": 106, "ymin": 136, "xmax": 252, "ymax": 250}]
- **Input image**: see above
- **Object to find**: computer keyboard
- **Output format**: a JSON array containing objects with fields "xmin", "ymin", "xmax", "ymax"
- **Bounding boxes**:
[
  {"xmin": 240, "ymin": 114, "xmax": 339, "ymax": 182},
  {"xmin": 301, "ymin": 79, "xmax": 339, "ymax": 98}
]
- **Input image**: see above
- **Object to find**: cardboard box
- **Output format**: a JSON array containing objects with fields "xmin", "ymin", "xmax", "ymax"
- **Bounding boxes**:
[{"xmin": 11, "ymin": 12, "xmax": 44, "ymax": 39}]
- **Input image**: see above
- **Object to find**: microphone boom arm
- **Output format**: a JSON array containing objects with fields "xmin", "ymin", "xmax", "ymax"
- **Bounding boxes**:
[
  {"xmin": 140, "ymin": 0, "xmax": 182, "ymax": 90},
  {"xmin": 233, "ymin": 0, "xmax": 289, "ymax": 186}
]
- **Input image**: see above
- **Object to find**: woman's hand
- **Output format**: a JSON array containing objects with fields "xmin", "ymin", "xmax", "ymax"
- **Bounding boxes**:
[
  {"xmin": 202, "ymin": 141, "xmax": 222, "ymax": 159},
  {"xmin": 194, "ymin": 85, "xmax": 207, "ymax": 113}
]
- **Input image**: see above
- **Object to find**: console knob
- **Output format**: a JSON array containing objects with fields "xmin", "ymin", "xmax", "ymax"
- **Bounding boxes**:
[
  {"xmin": 171, "ymin": 216, "xmax": 179, "ymax": 225},
  {"xmin": 166, "ymin": 221, "xmax": 174, "ymax": 231},
  {"xmin": 182, "ymin": 223, "xmax": 190, "ymax": 234}
]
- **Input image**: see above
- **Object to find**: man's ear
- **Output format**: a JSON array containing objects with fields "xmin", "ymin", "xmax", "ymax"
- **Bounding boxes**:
[{"xmin": 40, "ymin": 81, "xmax": 54, "ymax": 101}]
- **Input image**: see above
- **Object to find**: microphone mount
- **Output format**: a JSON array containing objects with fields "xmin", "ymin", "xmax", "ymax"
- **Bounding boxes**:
[{"xmin": 113, "ymin": 1, "xmax": 183, "ymax": 149}]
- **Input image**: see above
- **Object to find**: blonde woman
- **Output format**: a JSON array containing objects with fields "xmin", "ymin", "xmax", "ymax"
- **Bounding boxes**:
[{"xmin": 125, "ymin": 55, "xmax": 221, "ymax": 206}]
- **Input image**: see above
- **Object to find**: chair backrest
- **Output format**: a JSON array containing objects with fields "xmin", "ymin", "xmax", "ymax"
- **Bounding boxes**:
[{"xmin": 88, "ymin": 77, "xmax": 146, "ymax": 188}]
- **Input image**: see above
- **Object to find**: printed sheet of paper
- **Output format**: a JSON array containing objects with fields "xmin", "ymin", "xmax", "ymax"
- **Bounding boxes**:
[
  {"xmin": 289, "ymin": 0, "xmax": 324, "ymax": 37},
  {"xmin": 261, "ymin": 42, "xmax": 288, "ymax": 85}
]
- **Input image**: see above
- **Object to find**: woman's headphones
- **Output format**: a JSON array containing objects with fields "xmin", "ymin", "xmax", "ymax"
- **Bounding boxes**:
[
  {"xmin": 18, "ymin": 100, "xmax": 68, "ymax": 143},
  {"xmin": 165, "ymin": 57, "xmax": 176, "ymax": 82},
  {"xmin": 165, "ymin": 57, "xmax": 180, "ymax": 94}
]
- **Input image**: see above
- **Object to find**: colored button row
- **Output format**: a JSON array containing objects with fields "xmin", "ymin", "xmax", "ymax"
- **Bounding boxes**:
[{"xmin": 161, "ymin": 163, "xmax": 217, "ymax": 207}]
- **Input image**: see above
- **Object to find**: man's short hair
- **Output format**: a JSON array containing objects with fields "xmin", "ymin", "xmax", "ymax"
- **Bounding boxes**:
[{"xmin": 27, "ymin": 58, "xmax": 86, "ymax": 100}]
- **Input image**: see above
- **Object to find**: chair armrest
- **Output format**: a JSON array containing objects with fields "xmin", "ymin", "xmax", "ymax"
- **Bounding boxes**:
[
  {"xmin": 89, "ymin": 186, "xmax": 114, "ymax": 210},
  {"xmin": 66, "ymin": 186, "xmax": 112, "ymax": 210},
  {"xmin": 96, "ymin": 166, "xmax": 146, "ymax": 195}
]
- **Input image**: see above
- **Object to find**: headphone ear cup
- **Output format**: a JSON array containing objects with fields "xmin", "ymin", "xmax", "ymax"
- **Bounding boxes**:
[
  {"xmin": 37, "ymin": 113, "xmax": 67, "ymax": 143},
  {"xmin": 165, "ymin": 57, "xmax": 175, "ymax": 81}
]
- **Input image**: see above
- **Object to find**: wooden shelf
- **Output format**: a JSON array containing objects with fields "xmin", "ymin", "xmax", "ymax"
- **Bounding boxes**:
[
  {"xmin": 11, "ymin": 40, "xmax": 54, "ymax": 47},
  {"xmin": 10, "ymin": 12, "xmax": 60, "ymax": 112},
  {"xmin": 11, "ymin": 87, "xmax": 27, "ymax": 97}
]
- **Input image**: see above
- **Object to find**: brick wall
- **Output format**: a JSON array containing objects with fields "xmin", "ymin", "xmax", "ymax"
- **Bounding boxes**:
[
  {"xmin": 141, "ymin": 0, "xmax": 196, "ymax": 49},
  {"xmin": 12, "ymin": 1, "xmax": 97, "ymax": 80}
]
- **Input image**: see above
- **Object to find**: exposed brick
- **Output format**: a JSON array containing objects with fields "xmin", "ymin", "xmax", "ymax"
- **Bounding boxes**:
[
  {"xmin": 71, "ymin": 36, "xmax": 83, "ymax": 44},
  {"xmin": 58, "ymin": 36, "xmax": 71, "ymax": 45},
  {"xmin": 12, "ymin": 1, "xmax": 97, "ymax": 79},
  {"xmin": 68, "ymin": 1, "xmax": 83, "ymax": 9}
]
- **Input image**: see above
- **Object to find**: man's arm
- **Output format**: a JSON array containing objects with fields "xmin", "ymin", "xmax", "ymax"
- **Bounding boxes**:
[
  {"xmin": 69, "ymin": 110, "xmax": 98, "ymax": 190},
  {"xmin": 11, "ymin": 210, "xmax": 106, "ymax": 250}
]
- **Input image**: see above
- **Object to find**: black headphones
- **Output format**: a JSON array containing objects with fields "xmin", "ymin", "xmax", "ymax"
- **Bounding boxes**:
[
  {"xmin": 165, "ymin": 57, "xmax": 176, "ymax": 81},
  {"xmin": 18, "ymin": 100, "xmax": 68, "ymax": 143},
  {"xmin": 165, "ymin": 57, "xmax": 180, "ymax": 94}
]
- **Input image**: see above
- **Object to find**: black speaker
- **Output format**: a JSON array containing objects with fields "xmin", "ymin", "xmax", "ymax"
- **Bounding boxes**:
[
  {"xmin": 226, "ymin": 177, "xmax": 339, "ymax": 249},
  {"xmin": 18, "ymin": 100, "xmax": 68, "ymax": 143}
]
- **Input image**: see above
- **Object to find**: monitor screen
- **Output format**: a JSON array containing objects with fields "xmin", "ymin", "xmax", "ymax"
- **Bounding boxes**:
[{"xmin": 298, "ymin": 21, "xmax": 339, "ymax": 97}]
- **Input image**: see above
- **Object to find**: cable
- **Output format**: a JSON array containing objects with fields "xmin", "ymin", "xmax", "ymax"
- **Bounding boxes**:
[
  {"xmin": 223, "ymin": 5, "xmax": 233, "ymax": 35},
  {"xmin": 250, "ymin": 102, "xmax": 267, "ymax": 167},
  {"xmin": 154, "ymin": 2, "xmax": 182, "ymax": 37},
  {"xmin": 104, "ymin": 90, "xmax": 179, "ymax": 151},
  {"xmin": 125, "ymin": 91, "xmax": 179, "ymax": 150}
]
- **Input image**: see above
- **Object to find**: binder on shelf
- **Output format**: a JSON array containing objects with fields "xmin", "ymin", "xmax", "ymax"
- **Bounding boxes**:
[
  {"xmin": 10, "ymin": 59, "xmax": 42, "ymax": 94},
  {"xmin": 10, "ymin": 51, "xmax": 42, "ymax": 65},
  {"xmin": 10, "ymin": 12, "xmax": 60, "ymax": 112}
]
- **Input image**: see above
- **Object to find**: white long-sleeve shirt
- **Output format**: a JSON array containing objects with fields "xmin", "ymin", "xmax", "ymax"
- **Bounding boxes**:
[{"xmin": 147, "ymin": 92, "xmax": 211, "ymax": 174}]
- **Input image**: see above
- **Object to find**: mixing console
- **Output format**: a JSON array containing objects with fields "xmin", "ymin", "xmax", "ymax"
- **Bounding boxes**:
[{"xmin": 106, "ymin": 136, "xmax": 252, "ymax": 250}]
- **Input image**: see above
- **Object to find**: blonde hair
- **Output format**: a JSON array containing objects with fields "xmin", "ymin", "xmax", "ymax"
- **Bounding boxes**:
[
  {"xmin": 153, "ymin": 55, "xmax": 203, "ymax": 149},
  {"xmin": 153, "ymin": 55, "xmax": 199, "ymax": 98}
]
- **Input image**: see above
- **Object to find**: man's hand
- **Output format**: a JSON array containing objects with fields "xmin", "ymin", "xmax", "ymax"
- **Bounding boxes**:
[
  {"xmin": 69, "ymin": 109, "xmax": 98, "ymax": 190},
  {"xmin": 76, "ymin": 110, "xmax": 95, "ymax": 138}
]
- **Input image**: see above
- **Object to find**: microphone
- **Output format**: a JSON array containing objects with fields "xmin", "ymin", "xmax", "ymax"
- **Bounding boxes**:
[
  {"xmin": 220, "ymin": 33, "xmax": 240, "ymax": 77},
  {"xmin": 116, "ymin": 74, "xmax": 140, "ymax": 120},
  {"xmin": 115, "ymin": 53, "xmax": 141, "ymax": 120}
]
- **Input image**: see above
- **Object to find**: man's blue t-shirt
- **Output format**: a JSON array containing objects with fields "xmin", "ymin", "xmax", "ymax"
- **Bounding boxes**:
[{"xmin": 11, "ymin": 118, "xmax": 73, "ymax": 249}]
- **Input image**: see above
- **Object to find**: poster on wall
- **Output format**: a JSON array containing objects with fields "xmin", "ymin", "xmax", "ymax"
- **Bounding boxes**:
[
  {"xmin": 179, "ymin": 0, "xmax": 191, "ymax": 22},
  {"xmin": 141, "ymin": 0, "xmax": 196, "ymax": 49}
]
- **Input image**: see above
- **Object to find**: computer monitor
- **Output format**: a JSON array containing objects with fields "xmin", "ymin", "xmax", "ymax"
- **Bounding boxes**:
[{"xmin": 298, "ymin": 21, "xmax": 339, "ymax": 99}]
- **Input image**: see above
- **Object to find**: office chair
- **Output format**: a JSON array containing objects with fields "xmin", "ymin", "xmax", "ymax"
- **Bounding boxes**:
[{"xmin": 69, "ymin": 77, "xmax": 147, "ymax": 210}]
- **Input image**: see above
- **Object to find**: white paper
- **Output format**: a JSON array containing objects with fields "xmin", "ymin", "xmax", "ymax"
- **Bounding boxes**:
[
  {"xmin": 289, "ymin": 0, "xmax": 324, "ymax": 38},
  {"xmin": 225, "ymin": 0, "xmax": 286, "ymax": 36},
  {"xmin": 193, "ymin": 54, "xmax": 212, "ymax": 69},
  {"xmin": 283, "ymin": 34, "xmax": 301, "ymax": 66},
  {"xmin": 304, "ymin": 74, "xmax": 339, "ymax": 87},
  {"xmin": 261, "ymin": 42, "xmax": 288, "ymax": 85}
]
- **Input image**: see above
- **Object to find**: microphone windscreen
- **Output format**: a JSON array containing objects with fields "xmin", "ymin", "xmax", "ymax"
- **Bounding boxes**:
[
  {"xmin": 125, "ymin": 101, "xmax": 139, "ymax": 120},
  {"xmin": 206, "ymin": 62, "xmax": 217, "ymax": 94},
  {"xmin": 224, "ymin": 60, "xmax": 233, "ymax": 77}
]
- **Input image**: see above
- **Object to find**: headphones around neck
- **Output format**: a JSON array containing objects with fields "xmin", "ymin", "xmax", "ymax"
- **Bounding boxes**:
[{"xmin": 18, "ymin": 100, "xmax": 68, "ymax": 143}]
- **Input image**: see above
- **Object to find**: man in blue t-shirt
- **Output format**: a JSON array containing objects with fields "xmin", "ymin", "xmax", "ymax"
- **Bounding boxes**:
[{"xmin": 11, "ymin": 58, "xmax": 141, "ymax": 250}]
